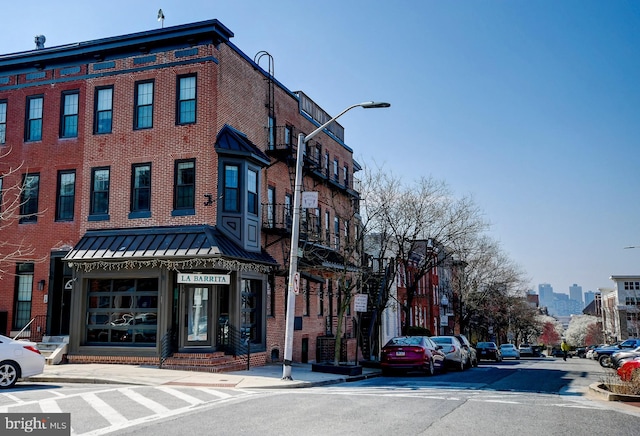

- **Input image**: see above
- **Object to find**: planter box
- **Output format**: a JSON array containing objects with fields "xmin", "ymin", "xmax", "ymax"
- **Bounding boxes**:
[{"xmin": 311, "ymin": 363, "xmax": 363, "ymax": 376}]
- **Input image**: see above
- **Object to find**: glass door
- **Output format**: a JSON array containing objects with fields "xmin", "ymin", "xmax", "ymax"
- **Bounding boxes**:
[{"xmin": 184, "ymin": 286, "xmax": 212, "ymax": 347}]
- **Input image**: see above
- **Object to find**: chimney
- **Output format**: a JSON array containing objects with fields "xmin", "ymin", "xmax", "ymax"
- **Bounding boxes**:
[{"xmin": 34, "ymin": 35, "xmax": 46, "ymax": 50}]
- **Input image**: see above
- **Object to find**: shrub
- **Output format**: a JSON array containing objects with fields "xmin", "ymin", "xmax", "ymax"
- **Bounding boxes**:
[{"xmin": 600, "ymin": 370, "xmax": 640, "ymax": 396}]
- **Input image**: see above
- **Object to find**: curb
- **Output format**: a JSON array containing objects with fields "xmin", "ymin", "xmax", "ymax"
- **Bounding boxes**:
[{"xmin": 588, "ymin": 383, "xmax": 640, "ymax": 402}]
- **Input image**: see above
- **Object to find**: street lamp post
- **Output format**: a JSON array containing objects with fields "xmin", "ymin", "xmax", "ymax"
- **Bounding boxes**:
[{"xmin": 282, "ymin": 101, "xmax": 390, "ymax": 380}]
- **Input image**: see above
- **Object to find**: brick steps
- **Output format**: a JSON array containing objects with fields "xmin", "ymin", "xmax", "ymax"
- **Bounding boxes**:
[{"xmin": 161, "ymin": 352, "xmax": 248, "ymax": 373}]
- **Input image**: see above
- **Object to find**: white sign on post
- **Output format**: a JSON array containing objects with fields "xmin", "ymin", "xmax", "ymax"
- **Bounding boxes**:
[
  {"xmin": 293, "ymin": 272, "xmax": 300, "ymax": 295},
  {"xmin": 301, "ymin": 191, "xmax": 318, "ymax": 209},
  {"xmin": 354, "ymin": 294, "xmax": 368, "ymax": 312}
]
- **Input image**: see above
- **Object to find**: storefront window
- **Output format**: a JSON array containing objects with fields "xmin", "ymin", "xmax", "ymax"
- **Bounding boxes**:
[{"xmin": 86, "ymin": 278, "xmax": 158, "ymax": 345}]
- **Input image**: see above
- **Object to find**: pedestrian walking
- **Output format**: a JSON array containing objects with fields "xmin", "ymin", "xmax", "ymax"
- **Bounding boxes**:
[{"xmin": 561, "ymin": 339, "xmax": 570, "ymax": 361}]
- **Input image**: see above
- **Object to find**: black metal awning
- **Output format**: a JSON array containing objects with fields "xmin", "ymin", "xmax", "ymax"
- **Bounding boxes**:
[{"xmin": 64, "ymin": 225, "xmax": 278, "ymax": 271}]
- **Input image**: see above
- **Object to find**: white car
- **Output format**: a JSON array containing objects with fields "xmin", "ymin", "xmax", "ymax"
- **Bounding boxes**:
[
  {"xmin": 518, "ymin": 344, "xmax": 534, "ymax": 357},
  {"xmin": 500, "ymin": 343, "xmax": 521, "ymax": 360},
  {"xmin": 0, "ymin": 334, "xmax": 45, "ymax": 388}
]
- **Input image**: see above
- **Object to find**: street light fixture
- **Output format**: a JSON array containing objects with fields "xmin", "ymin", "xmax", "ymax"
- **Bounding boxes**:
[{"xmin": 282, "ymin": 101, "xmax": 390, "ymax": 380}]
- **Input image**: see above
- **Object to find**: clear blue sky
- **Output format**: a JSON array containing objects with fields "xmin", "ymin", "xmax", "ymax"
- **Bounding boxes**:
[{"xmin": 3, "ymin": 1, "xmax": 639, "ymax": 297}]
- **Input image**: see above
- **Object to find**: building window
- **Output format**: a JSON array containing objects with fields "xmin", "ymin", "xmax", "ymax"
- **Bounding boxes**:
[
  {"xmin": 94, "ymin": 86, "xmax": 113, "ymax": 134},
  {"xmin": 0, "ymin": 100, "xmax": 6, "ymax": 144},
  {"xmin": 13, "ymin": 263, "xmax": 34, "ymax": 330},
  {"xmin": 174, "ymin": 159, "xmax": 195, "ymax": 211},
  {"xmin": 55, "ymin": 170, "xmax": 75, "ymax": 221},
  {"xmin": 285, "ymin": 193, "xmax": 292, "ymax": 229},
  {"xmin": 26, "ymin": 95, "xmax": 43, "ymax": 141},
  {"xmin": 333, "ymin": 159, "xmax": 339, "ymax": 182},
  {"xmin": 324, "ymin": 152, "xmax": 330, "ymax": 177},
  {"xmin": 177, "ymin": 74, "xmax": 196, "ymax": 124},
  {"xmin": 267, "ymin": 116, "xmax": 275, "ymax": 149},
  {"xmin": 134, "ymin": 80, "xmax": 154, "ymax": 129},
  {"xmin": 241, "ymin": 279, "xmax": 262, "ymax": 345},
  {"xmin": 344, "ymin": 219, "xmax": 350, "ymax": 245},
  {"xmin": 86, "ymin": 278, "xmax": 158, "ymax": 345},
  {"xmin": 131, "ymin": 163, "xmax": 151, "ymax": 213},
  {"xmin": 318, "ymin": 282, "xmax": 324, "ymax": 316},
  {"xmin": 334, "ymin": 216, "xmax": 340, "ymax": 249},
  {"xmin": 248, "ymin": 169, "xmax": 258, "ymax": 215},
  {"xmin": 223, "ymin": 164, "xmax": 240, "ymax": 212},
  {"xmin": 19, "ymin": 173, "xmax": 39, "ymax": 223},
  {"xmin": 90, "ymin": 167, "xmax": 110, "ymax": 216},
  {"xmin": 325, "ymin": 211, "xmax": 330, "ymax": 244},
  {"xmin": 267, "ymin": 186, "xmax": 276, "ymax": 228},
  {"xmin": 343, "ymin": 165, "xmax": 349, "ymax": 188},
  {"xmin": 60, "ymin": 91, "xmax": 79, "ymax": 138},
  {"xmin": 624, "ymin": 281, "xmax": 640, "ymax": 291},
  {"xmin": 284, "ymin": 125, "xmax": 292, "ymax": 146}
]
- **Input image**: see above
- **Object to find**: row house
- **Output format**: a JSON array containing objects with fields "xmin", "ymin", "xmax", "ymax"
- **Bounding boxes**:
[
  {"xmin": 599, "ymin": 275, "xmax": 640, "ymax": 342},
  {"xmin": 0, "ymin": 19, "xmax": 362, "ymax": 368}
]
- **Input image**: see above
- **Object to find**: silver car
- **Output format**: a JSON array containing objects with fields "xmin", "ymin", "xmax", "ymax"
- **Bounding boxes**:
[{"xmin": 431, "ymin": 336, "xmax": 467, "ymax": 371}]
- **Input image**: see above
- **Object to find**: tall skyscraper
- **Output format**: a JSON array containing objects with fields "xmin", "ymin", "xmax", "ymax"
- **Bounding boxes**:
[
  {"xmin": 538, "ymin": 283, "xmax": 553, "ymax": 308},
  {"xmin": 569, "ymin": 283, "xmax": 583, "ymax": 306}
]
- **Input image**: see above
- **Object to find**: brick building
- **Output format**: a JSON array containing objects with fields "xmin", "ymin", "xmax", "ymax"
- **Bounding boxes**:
[{"xmin": 0, "ymin": 19, "xmax": 362, "ymax": 368}]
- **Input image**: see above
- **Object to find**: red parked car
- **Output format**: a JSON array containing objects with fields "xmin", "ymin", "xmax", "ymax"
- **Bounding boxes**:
[
  {"xmin": 381, "ymin": 336, "xmax": 446, "ymax": 376},
  {"xmin": 617, "ymin": 358, "xmax": 640, "ymax": 382}
]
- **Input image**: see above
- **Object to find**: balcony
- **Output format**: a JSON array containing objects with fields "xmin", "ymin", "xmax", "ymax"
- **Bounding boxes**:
[
  {"xmin": 261, "ymin": 203, "xmax": 323, "ymax": 243},
  {"xmin": 261, "ymin": 203, "xmax": 292, "ymax": 235},
  {"xmin": 264, "ymin": 125, "xmax": 298, "ymax": 163}
]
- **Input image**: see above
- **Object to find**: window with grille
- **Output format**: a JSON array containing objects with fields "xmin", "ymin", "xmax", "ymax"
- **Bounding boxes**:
[
  {"xmin": 61, "ymin": 91, "xmax": 79, "ymax": 138},
  {"xmin": 26, "ymin": 96, "xmax": 43, "ymax": 141},
  {"xmin": 177, "ymin": 74, "xmax": 196, "ymax": 124},
  {"xmin": 56, "ymin": 170, "xmax": 75, "ymax": 221},
  {"xmin": 134, "ymin": 81, "xmax": 154, "ymax": 129},
  {"xmin": 94, "ymin": 86, "xmax": 113, "ymax": 134}
]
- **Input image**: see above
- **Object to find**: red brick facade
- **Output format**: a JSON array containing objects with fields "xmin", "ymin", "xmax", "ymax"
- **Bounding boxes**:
[{"xmin": 0, "ymin": 19, "xmax": 359, "ymax": 365}]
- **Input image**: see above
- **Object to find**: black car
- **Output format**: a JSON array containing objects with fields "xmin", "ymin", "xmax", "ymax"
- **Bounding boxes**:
[{"xmin": 476, "ymin": 341, "xmax": 502, "ymax": 362}]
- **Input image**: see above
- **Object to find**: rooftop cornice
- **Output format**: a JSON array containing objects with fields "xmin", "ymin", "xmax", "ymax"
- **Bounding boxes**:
[{"xmin": 0, "ymin": 19, "xmax": 233, "ymax": 72}]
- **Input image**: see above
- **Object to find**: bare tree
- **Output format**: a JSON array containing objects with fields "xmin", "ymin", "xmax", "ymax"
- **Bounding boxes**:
[
  {"xmin": 360, "ymin": 167, "xmax": 488, "ymax": 335},
  {"xmin": 0, "ymin": 147, "xmax": 42, "ymax": 278}
]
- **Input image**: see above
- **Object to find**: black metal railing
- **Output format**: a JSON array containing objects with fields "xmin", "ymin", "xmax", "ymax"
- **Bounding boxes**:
[
  {"xmin": 159, "ymin": 327, "xmax": 176, "ymax": 368},
  {"xmin": 14, "ymin": 315, "xmax": 47, "ymax": 342}
]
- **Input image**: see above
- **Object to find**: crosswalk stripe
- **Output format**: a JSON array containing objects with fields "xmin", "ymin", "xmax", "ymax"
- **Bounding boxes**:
[
  {"xmin": 118, "ymin": 388, "xmax": 170, "ymax": 414},
  {"xmin": 156, "ymin": 386, "xmax": 205, "ymax": 406},
  {"xmin": 83, "ymin": 392, "xmax": 128, "ymax": 426},
  {"xmin": 39, "ymin": 398, "xmax": 63, "ymax": 413},
  {"xmin": 194, "ymin": 387, "xmax": 233, "ymax": 399}
]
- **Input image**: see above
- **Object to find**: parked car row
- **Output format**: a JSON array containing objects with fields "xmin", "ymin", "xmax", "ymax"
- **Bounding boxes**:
[
  {"xmin": 591, "ymin": 339, "xmax": 640, "ymax": 368},
  {"xmin": 380, "ymin": 334, "xmax": 479, "ymax": 376},
  {"xmin": 381, "ymin": 335, "xmax": 538, "ymax": 376}
]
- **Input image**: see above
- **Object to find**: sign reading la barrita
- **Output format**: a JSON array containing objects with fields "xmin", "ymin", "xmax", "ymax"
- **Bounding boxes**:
[{"xmin": 177, "ymin": 273, "xmax": 230, "ymax": 284}]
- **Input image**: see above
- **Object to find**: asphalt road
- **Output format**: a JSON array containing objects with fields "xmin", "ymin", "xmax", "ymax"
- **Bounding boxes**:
[{"xmin": 3, "ymin": 356, "xmax": 639, "ymax": 435}]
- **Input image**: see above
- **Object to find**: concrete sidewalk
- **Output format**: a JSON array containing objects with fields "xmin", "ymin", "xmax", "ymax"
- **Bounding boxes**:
[{"xmin": 29, "ymin": 362, "xmax": 381, "ymax": 389}]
